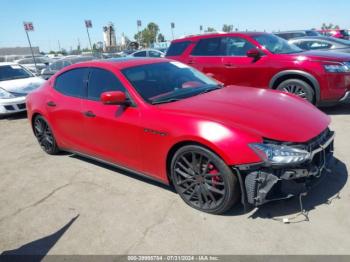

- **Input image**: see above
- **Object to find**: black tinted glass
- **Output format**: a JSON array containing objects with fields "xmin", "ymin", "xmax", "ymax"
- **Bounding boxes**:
[
  {"xmin": 133, "ymin": 51, "xmax": 147, "ymax": 57},
  {"xmin": 166, "ymin": 41, "xmax": 191, "ymax": 56},
  {"xmin": 88, "ymin": 68, "xmax": 125, "ymax": 100},
  {"xmin": 54, "ymin": 68, "xmax": 88, "ymax": 98},
  {"xmin": 191, "ymin": 37, "xmax": 224, "ymax": 56}
]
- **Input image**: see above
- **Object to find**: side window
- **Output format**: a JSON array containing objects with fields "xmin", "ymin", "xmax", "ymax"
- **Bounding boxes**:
[
  {"xmin": 149, "ymin": 50, "xmax": 162, "ymax": 57},
  {"xmin": 54, "ymin": 68, "xmax": 88, "ymax": 98},
  {"xmin": 308, "ymin": 41, "xmax": 332, "ymax": 50},
  {"xmin": 133, "ymin": 51, "xmax": 147, "ymax": 57},
  {"xmin": 88, "ymin": 68, "xmax": 125, "ymax": 101},
  {"xmin": 166, "ymin": 41, "xmax": 191, "ymax": 56},
  {"xmin": 191, "ymin": 37, "xmax": 225, "ymax": 56},
  {"xmin": 224, "ymin": 37, "xmax": 255, "ymax": 56}
]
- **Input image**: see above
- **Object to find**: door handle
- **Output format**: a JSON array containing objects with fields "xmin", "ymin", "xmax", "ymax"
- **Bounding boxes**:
[
  {"xmin": 188, "ymin": 60, "xmax": 195, "ymax": 65},
  {"xmin": 47, "ymin": 101, "xmax": 56, "ymax": 107},
  {"xmin": 224, "ymin": 63, "xmax": 234, "ymax": 68},
  {"xmin": 83, "ymin": 111, "xmax": 96, "ymax": 118}
]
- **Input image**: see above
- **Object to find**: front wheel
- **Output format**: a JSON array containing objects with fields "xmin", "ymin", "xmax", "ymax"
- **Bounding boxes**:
[
  {"xmin": 170, "ymin": 145, "xmax": 239, "ymax": 214},
  {"xmin": 33, "ymin": 115, "xmax": 60, "ymax": 155},
  {"xmin": 276, "ymin": 79, "xmax": 315, "ymax": 104}
]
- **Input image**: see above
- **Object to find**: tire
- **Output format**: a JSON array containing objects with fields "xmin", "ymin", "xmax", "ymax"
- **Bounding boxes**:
[
  {"xmin": 33, "ymin": 115, "xmax": 60, "ymax": 155},
  {"xmin": 276, "ymin": 79, "xmax": 315, "ymax": 104},
  {"xmin": 170, "ymin": 145, "xmax": 240, "ymax": 214}
]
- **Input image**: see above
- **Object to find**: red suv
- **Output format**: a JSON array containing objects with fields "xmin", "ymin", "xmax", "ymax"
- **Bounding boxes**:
[{"xmin": 166, "ymin": 32, "xmax": 350, "ymax": 106}]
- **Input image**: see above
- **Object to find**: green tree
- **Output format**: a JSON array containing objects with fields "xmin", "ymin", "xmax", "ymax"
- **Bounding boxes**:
[
  {"xmin": 222, "ymin": 24, "xmax": 233, "ymax": 32},
  {"xmin": 321, "ymin": 23, "xmax": 340, "ymax": 30},
  {"xmin": 205, "ymin": 27, "xmax": 216, "ymax": 33},
  {"xmin": 134, "ymin": 22, "xmax": 160, "ymax": 47}
]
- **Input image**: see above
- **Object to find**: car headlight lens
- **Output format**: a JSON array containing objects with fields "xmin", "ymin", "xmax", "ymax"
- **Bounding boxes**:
[
  {"xmin": 324, "ymin": 63, "xmax": 350, "ymax": 73},
  {"xmin": 249, "ymin": 143, "xmax": 311, "ymax": 165},
  {"xmin": 0, "ymin": 87, "xmax": 15, "ymax": 99}
]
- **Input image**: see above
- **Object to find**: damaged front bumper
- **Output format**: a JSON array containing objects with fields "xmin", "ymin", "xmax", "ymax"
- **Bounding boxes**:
[{"xmin": 235, "ymin": 129, "xmax": 335, "ymax": 207}]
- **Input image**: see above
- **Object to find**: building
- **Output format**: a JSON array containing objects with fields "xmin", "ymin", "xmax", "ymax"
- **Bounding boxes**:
[
  {"xmin": 0, "ymin": 47, "xmax": 40, "ymax": 62},
  {"xmin": 103, "ymin": 23, "xmax": 117, "ymax": 52}
]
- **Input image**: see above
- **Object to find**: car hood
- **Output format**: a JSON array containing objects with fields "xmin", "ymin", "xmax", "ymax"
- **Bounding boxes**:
[
  {"xmin": 0, "ymin": 77, "xmax": 46, "ymax": 94},
  {"xmin": 158, "ymin": 86, "xmax": 330, "ymax": 143},
  {"xmin": 292, "ymin": 50, "xmax": 350, "ymax": 62}
]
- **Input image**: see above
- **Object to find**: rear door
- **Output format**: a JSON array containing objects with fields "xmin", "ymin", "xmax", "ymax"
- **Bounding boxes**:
[
  {"xmin": 81, "ymin": 67, "xmax": 142, "ymax": 170},
  {"xmin": 187, "ymin": 37, "xmax": 226, "ymax": 83},
  {"xmin": 48, "ymin": 68, "xmax": 89, "ymax": 151}
]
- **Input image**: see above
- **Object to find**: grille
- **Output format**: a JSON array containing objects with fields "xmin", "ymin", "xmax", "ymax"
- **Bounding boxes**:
[
  {"xmin": 263, "ymin": 128, "xmax": 333, "ymax": 151},
  {"xmin": 4, "ymin": 105, "xmax": 15, "ymax": 111},
  {"xmin": 17, "ymin": 103, "xmax": 26, "ymax": 109}
]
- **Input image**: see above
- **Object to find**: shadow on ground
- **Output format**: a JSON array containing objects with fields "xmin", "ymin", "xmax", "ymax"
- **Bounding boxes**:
[
  {"xmin": 0, "ymin": 215, "xmax": 79, "ymax": 259},
  {"xmin": 321, "ymin": 104, "xmax": 350, "ymax": 115},
  {"xmin": 248, "ymin": 159, "xmax": 347, "ymax": 221}
]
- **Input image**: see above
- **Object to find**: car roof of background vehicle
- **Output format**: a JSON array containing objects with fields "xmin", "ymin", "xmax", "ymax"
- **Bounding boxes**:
[
  {"xmin": 290, "ymin": 36, "xmax": 350, "ymax": 45},
  {"xmin": 275, "ymin": 30, "xmax": 316, "ymax": 33},
  {"xmin": 172, "ymin": 32, "xmax": 267, "ymax": 42},
  {"xmin": 0, "ymin": 62, "xmax": 17, "ymax": 66},
  {"xmin": 61, "ymin": 57, "xmax": 171, "ymax": 71}
]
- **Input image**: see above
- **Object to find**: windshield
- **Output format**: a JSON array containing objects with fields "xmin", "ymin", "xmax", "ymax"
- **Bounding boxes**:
[
  {"xmin": 122, "ymin": 62, "xmax": 221, "ymax": 104},
  {"xmin": 254, "ymin": 34, "xmax": 303, "ymax": 54},
  {"xmin": 0, "ymin": 65, "xmax": 33, "ymax": 81}
]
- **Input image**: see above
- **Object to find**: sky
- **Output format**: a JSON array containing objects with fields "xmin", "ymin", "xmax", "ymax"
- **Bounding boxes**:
[{"xmin": 1, "ymin": 0, "xmax": 350, "ymax": 52}]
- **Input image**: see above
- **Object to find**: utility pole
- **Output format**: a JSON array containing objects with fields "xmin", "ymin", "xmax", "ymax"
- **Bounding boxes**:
[
  {"xmin": 137, "ymin": 20, "xmax": 142, "ymax": 48},
  {"xmin": 57, "ymin": 40, "xmax": 61, "ymax": 53},
  {"xmin": 171, "ymin": 22, "xmax": 175, "ymax": 40},
  {"xmin": 200, "ymin": 25, "xmax": 203, "ymax": 34},
  {"xmin": 23, "ymin": 22, "xmax": 38, "ymax": 74},
  {"xmin": 84, "ymin": 20, "xmax": 93, "ymax": 52}
]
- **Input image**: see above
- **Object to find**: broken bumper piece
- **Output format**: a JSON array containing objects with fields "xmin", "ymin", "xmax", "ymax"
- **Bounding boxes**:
[{"xmin": 237, "ymin": 129, "xmax": 335, "ymax": 206}]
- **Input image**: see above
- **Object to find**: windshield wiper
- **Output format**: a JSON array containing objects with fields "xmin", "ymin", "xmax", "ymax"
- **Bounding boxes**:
[{"xmin": 151, "ymin": 98, "xmax": 182, "ymax": 105}]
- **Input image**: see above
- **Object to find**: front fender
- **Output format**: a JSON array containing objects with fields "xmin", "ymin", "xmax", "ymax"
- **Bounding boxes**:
[{"xmin": 170, "ymin": 121, "xmax": 263, "ymax": 166}]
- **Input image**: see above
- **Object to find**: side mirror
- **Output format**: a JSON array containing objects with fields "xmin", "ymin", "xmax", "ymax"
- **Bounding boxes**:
[
  {"xmin": 246, "ymin": 48, "xmax": 261, "ymax": 59},
  {"xmin": 100, "ymin": 91, "xmax": 129, "ymax": 106}
]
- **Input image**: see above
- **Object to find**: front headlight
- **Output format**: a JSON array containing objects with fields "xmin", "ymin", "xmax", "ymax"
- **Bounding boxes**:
[
  {"xmin": 324, "ymin": 63, "xmax": 350, "ymax": 73},
  {"xmin": 0, "ymin": 87, "xmax": 15, "ymax": 99},
  {"xmin": 249, "ymin": 143, "xmax": 311, "ymax": 165}
]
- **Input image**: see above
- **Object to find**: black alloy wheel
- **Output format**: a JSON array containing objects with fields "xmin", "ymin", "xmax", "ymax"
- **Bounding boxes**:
[
  {"xmin": 277, "ymin": 79, "xmax": 315, "ymax": 104},
  {"xmin": 33, "ymin": 115, "xmax": 60, "ymax": 155},
  {"xmin": 171, "ymin": 145, "xmax": 239, "ymax": 214}
]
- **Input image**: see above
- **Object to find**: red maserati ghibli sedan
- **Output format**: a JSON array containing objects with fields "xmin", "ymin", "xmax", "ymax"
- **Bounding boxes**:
[{"xmin": 27, "ymin": 58, "xmax": 335, "ymax": 214}]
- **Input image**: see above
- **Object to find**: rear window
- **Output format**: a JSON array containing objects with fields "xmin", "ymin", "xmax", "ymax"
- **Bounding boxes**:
[
  {"xmin": 191, "ymin": 37, "xmax": 225, "ymax": 56},
  {"xmin": 166, "ymin": 41, "xmax": 191, "ymax": 56},
  {"xmin": 54, "ymin": 68, "xmax": 88, "ymax": 98}
]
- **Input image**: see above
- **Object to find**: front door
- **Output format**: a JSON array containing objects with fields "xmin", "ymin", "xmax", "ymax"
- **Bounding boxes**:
[{"xmin": 81, "ymin": 67, "xmax": 142, "ymax": 171}]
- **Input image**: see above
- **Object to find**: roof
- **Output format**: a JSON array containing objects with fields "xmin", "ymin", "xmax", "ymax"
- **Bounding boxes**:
[
  {"xmin": 71, "ymin": 57, "xmax": 171, "ymax": 70},
  {"xmin": 172, "ymin": 32, "xmax": 267, "ymax": 42}
]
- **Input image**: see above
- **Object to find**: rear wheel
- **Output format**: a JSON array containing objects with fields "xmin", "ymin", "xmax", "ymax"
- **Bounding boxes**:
[
  {"xmin": 276, "ymin": 79, "xmax": 315, "ymax": 104},
  {"xmin": 170, "ymin": 145, "xmax": 239, "ymax": 214},
  {"xmin": 33, "ymin": 115, "xmax": 60, "ymax": 155}
]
